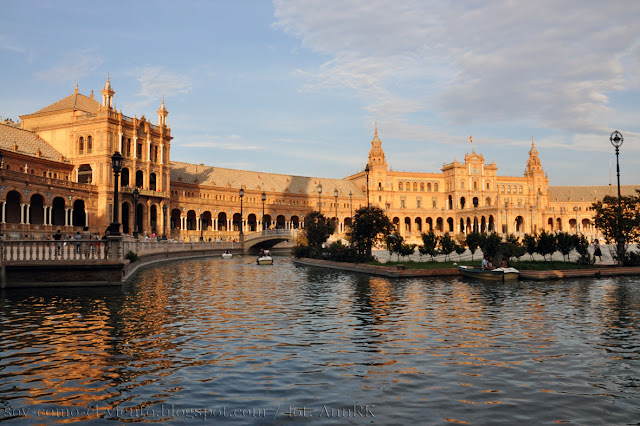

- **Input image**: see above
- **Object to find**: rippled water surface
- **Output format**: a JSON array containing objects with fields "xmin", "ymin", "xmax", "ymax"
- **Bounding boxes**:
[{"xmin": 1, "ymin": 257, "xmax": 639, "ymax": 424}]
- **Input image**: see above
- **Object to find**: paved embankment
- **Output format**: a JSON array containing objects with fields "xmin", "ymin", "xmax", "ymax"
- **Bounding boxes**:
[{"xmin": 292, "ymin": 257, "xmax": 640, "ymax": 280}]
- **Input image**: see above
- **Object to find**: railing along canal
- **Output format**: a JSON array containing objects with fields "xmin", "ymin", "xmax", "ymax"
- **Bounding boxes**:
[
  {"xmin": 1, "ymin": 240, "xmax": 111, "ymax": 261},
  {"xmin": 0, "ymin": 239, "xmax": 238, "ymax": 262}
]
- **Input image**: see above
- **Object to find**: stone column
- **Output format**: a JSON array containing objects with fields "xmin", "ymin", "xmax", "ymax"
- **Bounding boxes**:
[
  {"xmin": 133, "ymin": 136, "xmax": 138, "ymax": 159},
  {"xmin": 20, "ymin": 204, "xmax": 25, "ymax": 224},
  {"xmin": 1, "ymin": 202, "xmax": 5, "ymax": 224},
  {"xmin": 118, "ymin": 132, "xmax": 123, "ymax": 152}
]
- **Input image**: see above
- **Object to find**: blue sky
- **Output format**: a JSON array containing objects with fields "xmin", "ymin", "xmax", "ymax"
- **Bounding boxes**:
[{"xmin": 1, "ymin": 0, "xmax": 639, "ymax": 186}]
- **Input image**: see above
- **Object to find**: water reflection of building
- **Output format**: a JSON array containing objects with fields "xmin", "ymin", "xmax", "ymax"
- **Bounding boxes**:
[{"xmin": 1, "ymin": 75, "xmax": 637, "ymax": 242}]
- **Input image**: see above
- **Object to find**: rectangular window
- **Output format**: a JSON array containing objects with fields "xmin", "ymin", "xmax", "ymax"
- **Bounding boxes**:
[
  {"xmin": 416, "ymin": 199, "xmax": 421, "ymax": 208},
  {"xmin": 400, "ymin": 200, "xmax": 405, "ymax": 209}
]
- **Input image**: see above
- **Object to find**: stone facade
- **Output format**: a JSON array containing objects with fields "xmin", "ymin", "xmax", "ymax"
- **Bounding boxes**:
[{"xmin": 0, "ymin": 76, "xmax": 636, "ymax": 242}]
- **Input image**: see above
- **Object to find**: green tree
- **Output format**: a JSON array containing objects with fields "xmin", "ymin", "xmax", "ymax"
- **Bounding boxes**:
[
  {"xmin": 522, "ymin": 234, "xmax": 537, "ymax": 260},
  {"xmin": 465, "ymin": 232, "xmax": 482, "ymax": 260},
  {"xmin": 574, "ymin": 234, "xmax": 592, "ymax": 265},
  {"xmin": 348, "ymin": 206, "xmax": 394, "ymax": 259},
  {"xmin": 386, "ymin": 232, "xmax": 404, "ymax": 261},
  {"xmin": 479, "ymin": 233, "xmax": 501, "ymax": 259},
  {"xmin": 439, "ymin": 233, "xmax": 456, "ymax": 261},
  {"xmin": 399, "ymin": 242, "xmax": 417, "ymax": 261},
  {"xmin": 556, "ymin": 231, "xmax": 575, "ymax": 261},
  {"xmin": 592, "ymin": 193, "xmax": 640, "ymax": 262},
  {"xmin": 419, "ymin": 231, "xmax": 439, "ymax": 261},
  {"xmin": 454, "ymin": 243, "xmax": 466, "ymax": 261},
  {"xmin": 302, "ymin": 211, "xmax": 335, "ymax": 257},
  {"xmin": 536, "ymin": 231, "xmax": 557, "ymax": 261}
]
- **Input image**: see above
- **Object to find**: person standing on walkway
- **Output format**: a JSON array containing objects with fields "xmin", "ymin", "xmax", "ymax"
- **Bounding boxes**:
[
  {"xmin": 592, "ymin": 239, "xmax": 602, "ymax": 263},
  {"xmin": 53, "ymin": 229, "xmax": 62, "ymax": 255}
]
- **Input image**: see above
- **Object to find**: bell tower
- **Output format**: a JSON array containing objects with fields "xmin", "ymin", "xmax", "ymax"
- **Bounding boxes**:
[
  {"xmin": 367, "ymin": 125, "xmax": 387, "ymax": 170},
  {"xmin": 101, "ymin": 74, "xmax": 114, "ymax": 109},
  {"xmin": 157, "ymin": 97, "xmax": 168, "ymax": 126}
]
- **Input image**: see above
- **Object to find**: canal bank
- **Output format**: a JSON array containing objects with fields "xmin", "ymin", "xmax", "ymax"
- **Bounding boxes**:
[{"xmin": 291, "ymin": 257, "xmax": 640, "ymax": 280}]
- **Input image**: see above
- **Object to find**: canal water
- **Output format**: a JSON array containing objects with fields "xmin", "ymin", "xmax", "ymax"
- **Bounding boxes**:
[{"xmin": 1, "ymin": 257, "xmax": 638, "ymax": 424}]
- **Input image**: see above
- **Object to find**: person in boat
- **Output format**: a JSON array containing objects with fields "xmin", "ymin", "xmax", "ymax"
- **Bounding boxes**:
[
  {"xmin": 499, "ymin": 257, "xmax": 509, "ymax": 268},
  {"xmin": 259, "ymin": 248, "xmax": 265, "ymax": 257},
  {"xmin": 481, "ymin": 255, "xmax": 494, "ymax": 270}
]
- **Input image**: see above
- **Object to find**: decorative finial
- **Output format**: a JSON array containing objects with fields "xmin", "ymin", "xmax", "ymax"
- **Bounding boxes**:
[
  {"xmin": 532, "ymin": 136, "xmax": 535, "ymax": 148},
  {"xmin": 74, "ymin": 83, "xmax": 78, "ymax": 94},
  {"xmin": 375, "ymin": 121, "xmax": 378, "ymax": 138}
]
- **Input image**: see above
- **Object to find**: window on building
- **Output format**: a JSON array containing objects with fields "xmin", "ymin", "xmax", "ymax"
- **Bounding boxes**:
[
  {"xmin": 398, "ymin": 182, "xmax": 403, "ymax": 191},
  {"xmin": 400, "ymin": 200, "xmax": 405, "ymax": 208},
  {"xmin": 79, "ymin": 137, "xmax": 84, "ymax": 154},
  {"xmin": 417, "ymin": 199, "xmax": 421, "ymax": 208},
  {"xmin": 434, "ymin": 183, "xmax": 439, "ymax": 191},
  {"xmin": 87, "ymin": 136, "xmax": 92, "ymax": 153}
]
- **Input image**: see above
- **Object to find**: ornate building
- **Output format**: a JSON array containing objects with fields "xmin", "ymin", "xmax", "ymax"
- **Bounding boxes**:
[{"xmin": 0, "ymin": 76, "xmax": 637, "ymax": 242}]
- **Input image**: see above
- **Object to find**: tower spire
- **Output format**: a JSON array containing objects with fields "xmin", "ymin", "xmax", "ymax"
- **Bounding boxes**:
[{"xmin": 101, "ymin": 73, "xmax": 115, "ymax": 109}]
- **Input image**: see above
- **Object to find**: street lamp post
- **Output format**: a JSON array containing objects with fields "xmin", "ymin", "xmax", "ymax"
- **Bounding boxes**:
[
  {"xmin": 239, "ymin": 188, "xmax": 244, "ymax": 236},
  {"xmin": 610, "ymin": 130, "xmax": 624, "ymax": 264},
  {"xmin": 505, "ymin": 203, "xmax": 509, "ymax": 235},
  {"xmin": 573, "ymin": 206, "xmax": 579, "ymax": 234},
  {"xmin": 133, "ymin": 188, "xmax": 139, "ymax": 239},
  {"xmin": 162, "ymin": 204, "xmax": 167, "ymax": 240},
  {"xmin": 365, "ymin": 164, "xmax": 370, "ymax": 207},
  {"xmin": 530, "ymin": 205, "xmax": 533, "ymax": 234},
  {"xmin": 109, "ymin": 152, "xmax": 123, "ymax": 235},
  {"xmin": 200, "ymin": 212, "xmax": 204, "ymax": 241},
  {"xmin": 261, "ymin": 192, "xmax": 266, "ymax": 231},
  {"xmin": 334, "ymin": 188, "xmax": 339, "ymax": 233},
  {"xmin": 317, "ymin": 183, "xmax": 323, "ymax": 214}
]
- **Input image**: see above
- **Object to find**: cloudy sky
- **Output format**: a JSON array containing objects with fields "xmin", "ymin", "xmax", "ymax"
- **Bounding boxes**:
[{"xmin": 1, "ymin": 1, "xmax": 639, "ymax": 186}]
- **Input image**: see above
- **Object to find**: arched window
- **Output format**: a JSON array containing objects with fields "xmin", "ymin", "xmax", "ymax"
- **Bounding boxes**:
[
  {"xmin": 519, "ymin": 186, "xmax": 523, "ymax": 194},
  {"xmin": 507, "ymin": 186, "xmax": 511, "ymax": 193},
  {"xmin": 87, "ymin": 135, "xmax": 93, "ymax": 153},
  {"xmin": 434, "ymin": 183, "xmax": 439, "ymax": 192},
  {"xmin": 473, "ymin": 181, "xmax": 478, "ymax": 190},
  {"xmin": 405, "ymin": 182, "xmax": 410, "ymax": 191},
  {"xmin": 79, "ymin": 137, "xmax": 84, "ymax": 154},
  {"xmin": 420, "ymin": 182, "xmax": 424, "ymax": 191},
  {"xmin": 427, "ymin": 182, "xmax": 432, "ymax": 192},
  {"xmin": 398, "ymin": 182, "xmax": 403, "ymax": 191},
  {"xmin": 413, "ymin": 182, "xmax": 418, "ymax": 191}
]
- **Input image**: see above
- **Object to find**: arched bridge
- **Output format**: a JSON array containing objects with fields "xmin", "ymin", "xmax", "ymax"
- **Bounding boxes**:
[{"xmin": 242, "ymin": 229, "xmax": 298, "ymax": 253}]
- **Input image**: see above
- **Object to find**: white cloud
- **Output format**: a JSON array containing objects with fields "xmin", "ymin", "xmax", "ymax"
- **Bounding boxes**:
[
  {"xmin": 0, "ymin": 34, "xmax": 26, "ymax": 54},
  {"xmin": 182, "ymin": 134, "xmax": 265, "ymax": 151},
  {"xmin": 33, "ymin": 50, "xmax": 103, "ymax": 84},
  {"xmin": 273, "ymin": 0, "xmax": 640, "ymax": 148},
  {"xmin": 130, "ymin": 66, "xmax": 192, "ymax": 107}
]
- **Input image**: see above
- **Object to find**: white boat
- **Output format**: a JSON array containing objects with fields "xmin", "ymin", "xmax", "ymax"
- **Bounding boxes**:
[
  {"xmin": 257, "ymin": 256, "xmax": 273, "ymax": 265},
  {"xmin": 458, "ymin": 265, "xmax": 520, "ymax": 281},
  {"xmin": 222, "ymin": 251, "xmax": 233, "ymax": 259}
]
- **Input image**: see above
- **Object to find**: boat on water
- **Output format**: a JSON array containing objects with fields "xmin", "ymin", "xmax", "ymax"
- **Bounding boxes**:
[
  {"xmin": 257, "ymin": 255, "xmax": 273, "ymax": 265},
  {"xmin": 458, "ymin": 265, "xmax": 520, "ymax": 281},
  {"xmin": 222, "ymin": 251, "xmax": 233, "ymax": 259},
  {"xmin": 257, "ymin": 249, "xmax": 273, "ymax": 265}
]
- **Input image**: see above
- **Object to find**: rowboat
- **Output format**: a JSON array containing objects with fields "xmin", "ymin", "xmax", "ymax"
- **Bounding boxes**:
[
  {"xmin": 458, "ymin": 265, "xmax": 520, "ymax": 281},
  {"xmin": 222, "ymin": 251, "xmax": 233, "ymax": 259},
  {"xmin": 257, "ymin": 255, "xmax": 273, "ymax": 265}
]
